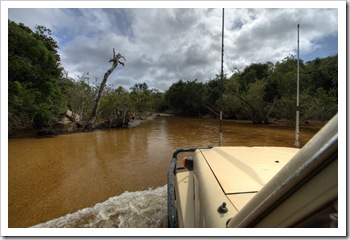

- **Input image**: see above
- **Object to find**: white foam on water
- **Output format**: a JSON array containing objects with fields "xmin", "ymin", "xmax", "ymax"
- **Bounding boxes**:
[{"xmin": 31, "ymin": 185, "xmax": 167, "ymax": 228}]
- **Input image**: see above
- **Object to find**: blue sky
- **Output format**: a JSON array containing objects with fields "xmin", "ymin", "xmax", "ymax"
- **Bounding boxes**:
[
  {"xmin": 6, "ymin": 3, "xmax": 340, "ymax": 91},
  {"xmin": 301, "ymin": 34, "xmax": 338, "ymax": 62}
]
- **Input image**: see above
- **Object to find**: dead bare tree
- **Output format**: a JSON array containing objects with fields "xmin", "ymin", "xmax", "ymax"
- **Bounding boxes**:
[{"xmin": 84, "ymin": 49, "xmax": 125, "ymax": 131}]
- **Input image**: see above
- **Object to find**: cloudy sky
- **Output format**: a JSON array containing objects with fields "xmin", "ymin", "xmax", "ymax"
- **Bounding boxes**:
[{"xmin": 6, "ymin": 2, "xmax": 340, "ymax": 91}]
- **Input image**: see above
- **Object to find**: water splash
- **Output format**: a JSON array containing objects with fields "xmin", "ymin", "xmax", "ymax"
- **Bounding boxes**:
[{"xmin": 31, "ymin": 185, "xmax": 167, "ymax": 228}]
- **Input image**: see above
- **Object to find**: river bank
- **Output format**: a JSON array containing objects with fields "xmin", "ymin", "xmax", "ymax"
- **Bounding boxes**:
[
  {"xmin": 8, "ymin": 113, "xmax": 177, "ymax": 139},
  {"xmin": 8, "ymin": 112, "xmax": 324, "ymax": 140}
]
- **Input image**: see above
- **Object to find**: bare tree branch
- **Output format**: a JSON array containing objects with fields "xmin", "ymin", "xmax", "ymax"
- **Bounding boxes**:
[{"xmin": 84, "ymin": 49, "xmax": 125, "ymax": 131}]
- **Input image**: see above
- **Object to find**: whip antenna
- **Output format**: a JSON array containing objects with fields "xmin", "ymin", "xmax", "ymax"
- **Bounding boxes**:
[
  {"xmin": 219, "ymin": 8, "xmax": 224, "ymax": 146},
  {"xmin": 294, "ymin": 24, "xmax": 300, "ymax": 148}
]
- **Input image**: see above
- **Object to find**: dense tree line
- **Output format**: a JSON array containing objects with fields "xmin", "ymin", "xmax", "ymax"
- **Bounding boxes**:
[
  {"xmin": 8, "ymin": 20, "xmax": 64, "ymax": 129},
  {"xmin": 8, "ymin": 20, "xmax": 337, "ymax": 131},
  {"xmin": 164, "ymin": 55, "xmax": 338, "ymax": 124}
]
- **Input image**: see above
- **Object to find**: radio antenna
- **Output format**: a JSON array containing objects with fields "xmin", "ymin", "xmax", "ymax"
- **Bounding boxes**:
[
  {"xmin": 219, "ymin": 8, "xmax": 224, "ymax": 146},
  {"xmin": 294, "ymin": 24, "xmax": 300, "ymax": 148}
]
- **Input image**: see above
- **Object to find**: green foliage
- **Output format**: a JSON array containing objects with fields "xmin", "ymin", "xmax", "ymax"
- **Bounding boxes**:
[
  {"xmin": 203, "ymin": 78, "xmax": 221, "ymax": 105},
  {"xmin": 130, "ymin": 83, "xmax": 152, "ymax": 113},
  {"xmin": 239, "ymin": 63, "xmax": 270, "ymax": 91},
  {"xmin": 60, "ymin": 73, "xmax": 96, "ymax": 122},
  {"xmin": 98, "ymin": 82, "xmax": 165, "ymax": 122},
  {"xmin": 100, "ymin": 86, "xmax": 131, "ymax": 121},
  {"xmin": 32, "ymin": 103, "xmax": 52, "ymax": 128},
  {"xmin": 150, "ymin": 89, "xmax": 168, "ymax": 113},
  {"xmin": 165, "ymin": 79, "xmax": 205, "ymax": 116},
  {"xmin": 300, "ymin": 88, "xmax": 337, "ymax": 122},
  {"xmin": 223, "ymin": 76, "xmax": 269, "ymax": 123},
  {"xmin": 164, "ymin": 55, "xmax": 337, "ymax": 123},
  {"xmin": 304, "ymin": 56, "xmax": 338, "ymax": 93},
  {"xmin": 8, "ymin": 81, "xmax": 37, "ymax": 129},
  {"xmin": 8, "ymin": 20, "xmax": 64, "ymax": 129},
  {"xmin": 267, "ymin": 55, "xmax": 338, "ymax": 122}
]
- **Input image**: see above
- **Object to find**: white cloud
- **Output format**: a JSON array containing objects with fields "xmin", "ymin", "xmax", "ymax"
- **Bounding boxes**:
[{"xmin": 8, "ymin": 7, "xmax": 338, "ymax": 91}]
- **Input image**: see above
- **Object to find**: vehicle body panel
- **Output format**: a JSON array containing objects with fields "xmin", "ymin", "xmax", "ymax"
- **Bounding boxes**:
[
  {"xmin": 168, "ymin": 114, "xmax": 338, "ymax": 228},
  {"xmin": 201, "ymin": 147, "xmax": 299, "ymax": 194},
  {"xmin": 174, "ymin": 147, "xmax": 299, "ymax": 227}
]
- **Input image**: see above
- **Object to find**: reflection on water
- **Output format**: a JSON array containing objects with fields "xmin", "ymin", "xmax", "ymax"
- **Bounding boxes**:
[{"xmin": 8, "ymin": 116, "xmax": 321, "ymax": 227}]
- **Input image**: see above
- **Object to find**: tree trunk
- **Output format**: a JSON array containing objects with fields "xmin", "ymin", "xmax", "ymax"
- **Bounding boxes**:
[
  {"xmin": 202, "ymin": 104, "xmax": 220, "ymax": 117},
  {"xmin": 122, "ymin": 109, "xmax": 128, "ymax": 126},
  {"xmin": 231, "ymin": 92, "xmax": 269, "ymax": 124},
  {"xmin": 84, "ymin": 49, "xmax": 125, "ymax": 131}
]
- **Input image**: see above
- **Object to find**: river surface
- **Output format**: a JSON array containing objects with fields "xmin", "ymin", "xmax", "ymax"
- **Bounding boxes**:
[{"xmin": 8, "ymin": 116, "xmax": 322, "ymax": 228}]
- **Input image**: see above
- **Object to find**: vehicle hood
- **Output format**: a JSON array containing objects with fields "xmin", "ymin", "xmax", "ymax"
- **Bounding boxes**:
[{"xmin": 200, "ymin": 147, "xmax": 300, "ymax": 194}]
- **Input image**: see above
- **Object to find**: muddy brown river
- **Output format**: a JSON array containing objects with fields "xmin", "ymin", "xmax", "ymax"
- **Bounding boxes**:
[{"xmin": 8, "ymin": 116, "xmax": 322, "ymax": 228}]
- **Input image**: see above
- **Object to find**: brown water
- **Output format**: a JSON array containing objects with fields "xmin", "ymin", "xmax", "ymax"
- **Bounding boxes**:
[{"xmin": 8, "ymin": 116, "xmax": 322, "ymax": 228}]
